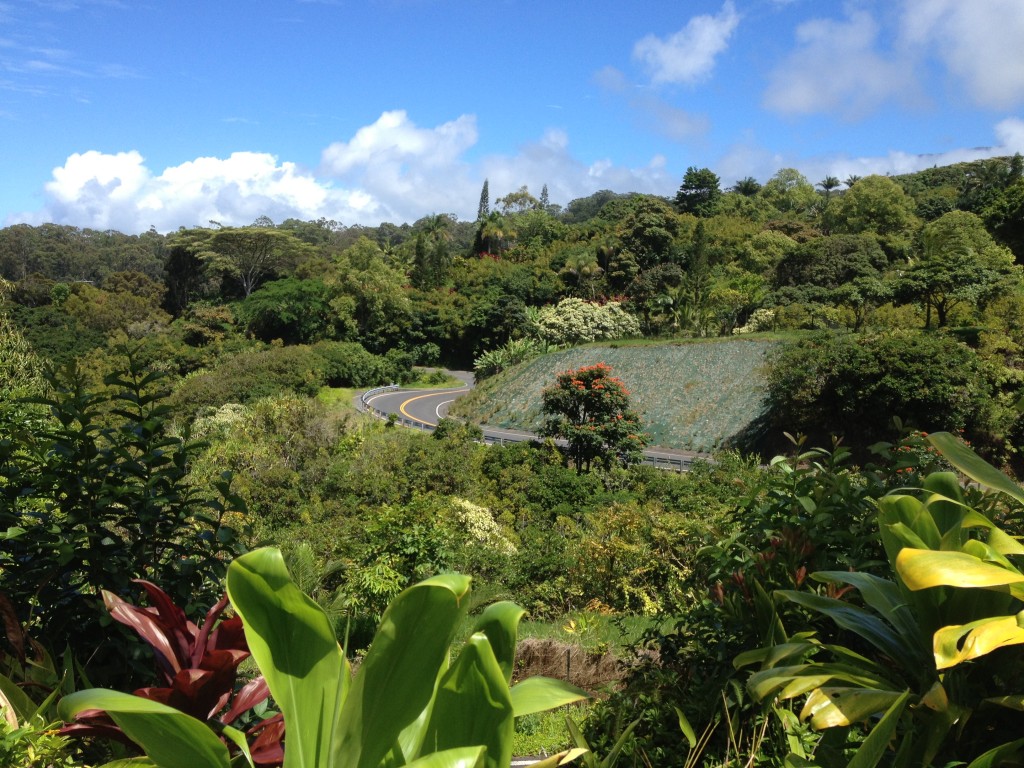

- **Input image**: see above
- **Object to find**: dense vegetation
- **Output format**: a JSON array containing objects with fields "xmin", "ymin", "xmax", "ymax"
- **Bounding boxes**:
[{"xmin": 3, "ymin": 156, "xmax": 1024, "ymax": 766}]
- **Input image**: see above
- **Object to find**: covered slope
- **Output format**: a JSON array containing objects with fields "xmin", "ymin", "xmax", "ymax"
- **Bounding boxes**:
[{"xmin": 450, "ymin": 339, "xmax": 778, "ymax": 452}]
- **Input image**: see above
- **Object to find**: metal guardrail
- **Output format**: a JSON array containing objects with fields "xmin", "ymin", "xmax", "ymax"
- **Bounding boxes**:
[{"xmin": 359, "ymin": 385, "xmax": 695, "ymax": 472}]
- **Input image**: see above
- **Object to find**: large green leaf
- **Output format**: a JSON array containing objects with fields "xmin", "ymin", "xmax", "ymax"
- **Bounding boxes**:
[
  {"xmin": 811, "ymin": 572, "xmax": 930, "ymax": 667},
  {"xmin": 846, "ymin": 689, "xmax": 911, "ymax": 768},
  {"xmin": 420, "ymin": 633, "xmax": 514, "ymax": 768},
  {"xmin": 58, "ymin": 689, "xmax": 231, "ymax": 768},
  {"xmin": 896, "ymin": 548, "xmax": 1024, "ymax": 596},
  {"xmin": 734, "ymin": 638, "xmax": 818, "ymax": 671},
  {"xmin": 801, "ymin": 687, "xmax": 904, "ymax": 729},
  {"xmin": 226, "ymin": 547, "xmax": 346, "ymax": 768},
  {"xmin": 0, "ymin": 670, "xmax": 35, "ymax": 722},
  {"xmin": 933, "ymin": 614, "xmax": 1024, "ymax": 669},
  {"xmin": 777, "ymin": 590, "xmax": 919, "ymax": 666},
  {"xmin": 965, "ymin": 738, "xmax": 1024, "ymax": 768},
  {"xmin": 928, "ymin": 432, "xmax": 1024, "ymax": 505},
  {"xmin": 402, "ymin": 746, "xmax": 487, "ymax": 768},
  {"xmin": 509, "ymin": 676, "xmax": 589, "ymax": 717},
  {"xmin": 472, "ymin": 601, "xmax": 525, "ymax": 685},
  {"xmin": 748, "ymin": 663, "xmax": 900, "ymax": 703},
  {"xmin": 334, "ymin": 573, "xmax": 472, "ymax": 768},
  {"xmin": 878, "ymin": 494, "xmax": 941, "ymax": 559}
]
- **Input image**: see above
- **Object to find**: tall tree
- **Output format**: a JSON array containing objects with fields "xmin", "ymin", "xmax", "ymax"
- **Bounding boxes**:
[
  {"xmin": 477, "ymin": 179, "xmax": 490, "ymax": 221},
  {"xmin": 496, "ymin": 186, "xmax": 540, "ymax": 214},
  {"xmin": 903, "ymin": 210, "xmax": 1019, "ymax": 327},
  {"xmin": 199, "ymin": 226, "xmax": 314, "ymax": 297},
  {"xmin": 539, "ymin": 184, "xmax": 550, "ymax": 209},
  {"xmin": 674, "ymin": 166, "xmax": 722, "ymax": 217}
]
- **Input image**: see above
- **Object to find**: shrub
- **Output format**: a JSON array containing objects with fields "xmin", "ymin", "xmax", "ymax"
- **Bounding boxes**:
[
  {"xmin": 763, "ymin": 330, "xmax": 1002, "ymax": 456},
  {"xmin": 170, "ymin": 345, "xmax": 328, "ymax": 421},
  {"xmin": 0, "ymin": 360, "xmax": 246, "ymax": 688},
  {"xmin": 311, "ymin": 340, "xmax": 389, "ymax": 387},
  {"xmin": 238, "ymin": 277, "xmax": 334, "ymax": 344},
  {"xmin": 535, "ymin": 298, "xmax": 640, "ymax": 347}
]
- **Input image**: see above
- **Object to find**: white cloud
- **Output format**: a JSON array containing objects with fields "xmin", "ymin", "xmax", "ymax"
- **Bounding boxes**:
[
  {"xmin": 763, "ymin": 8, "xmax": 918, "ymax": 119},
  {"xmin": 718, "ymin": 118, "xmax": 1024, "ymax": 189},
  {"xmin": 632, "ymin": 1, "xmax": 739, "ymax": 85},
  {"xmin": 900, "ymin": 0, "xmax": 1024, "ymax": 109},
  {"xmin": 321, "ymin": 110, "xmax": 477, "ymax": 174},
  {"xmin": 480, "ymin": 129, "xmax": 672, "ymax": 208},
  {"xmin": 319, "ymin": 110, "xmax": 479, "ymax": 221},
  {"xmin": 22, "ymin": 149, "xmax": 378, "ymax": 233},
  {"xmin": 13, "ymin": 112, "xmax": 678, "ymax": 232}
]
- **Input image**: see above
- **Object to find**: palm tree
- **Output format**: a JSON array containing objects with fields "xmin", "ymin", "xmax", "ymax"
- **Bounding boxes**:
[
  {"xmin": 818, "ymin": 176, "xmax": 841, "ymax": 199},
  {"xmin": 475, "ymin": 211, "xmax": 516, "ymax": 256},
  {"xmin": 730, "ymin": 176, "xmax": 762, "ymax": 197},
  {"xmin": 844, "ymin": 174, "xmax": 862, "ymax": 188}
]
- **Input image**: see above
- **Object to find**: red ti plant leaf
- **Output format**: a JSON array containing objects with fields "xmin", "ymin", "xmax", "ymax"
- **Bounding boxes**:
[
  {"xmin": 249, "ymin": 712, "xmax": 285, "ymax": 767},
  {"xmin": 67, "ymin": 582, "xmax": 280, "ymax": 765}
]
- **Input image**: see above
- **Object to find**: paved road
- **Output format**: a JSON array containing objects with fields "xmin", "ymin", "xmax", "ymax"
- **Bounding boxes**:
[{"xmin": 359, "ymin": 378, "xmax": 704, "ymax": 471}]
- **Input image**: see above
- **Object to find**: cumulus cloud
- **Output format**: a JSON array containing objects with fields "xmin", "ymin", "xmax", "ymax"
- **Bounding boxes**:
[
  {"xmin": 321, "ymin": 110, "xmax": 477, "ymax": 175},
  {"xmin": 21, "ymin": 149, "xmax": 378, "ymax": 233},
  {"xmin": 633, "ymin": 1, "xmax": 739, "ymax": 85},
  {"xmin": 900, "ymin": 0, "xmax": 1024, "ymax": 109},
  {"xmin": 319, "ymin": 110, "xmax": 479, "ymax": 221},
  {"xmin": 13, "ymin": 112, "xmax": 678, "ymax": 233},
  {"xmin": 763, "ymin": 8, "xmax": 918, "ymax": 119}
]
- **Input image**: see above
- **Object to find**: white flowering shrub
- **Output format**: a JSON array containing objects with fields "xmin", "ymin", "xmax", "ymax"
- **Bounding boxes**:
[
  {"xmin": 449, "ymin": 498, "xmax": 517, "ymax": 556},
  {"xmin": 535, "ymin": 298, "xmax": 641, "ymax": 347},
  {"xmin": 733, "ymin": 307, "xmax": 776, "ymax": 335}
]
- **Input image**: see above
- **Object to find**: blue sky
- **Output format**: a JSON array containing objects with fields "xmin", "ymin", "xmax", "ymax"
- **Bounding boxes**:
[{"xmin": 3, "ymin": 0, "xmax": 1024, "ymax": 233}]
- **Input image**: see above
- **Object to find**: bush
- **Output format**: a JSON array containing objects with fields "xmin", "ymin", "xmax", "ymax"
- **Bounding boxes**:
[
  {"xmin": 311, "ymin": 340, "xmax": 390, "ymax": 387},
  {"xmin": 763, "ymin": 330, "xmax": 1001, "ymax": 455},
  {"xmin": 238, "ymin": 277, "xmax": 334, "ymax": 344},
  {"xmin": 535, "ymin": 299, "xmax": 640, "ymax": 347},
  {"xmin": 170, "ymin": 344, "xmax": 328, "ymax": 421},
  {"xmin": 0, "ymin": 360, "xmax": 246, "ymax": 688}
]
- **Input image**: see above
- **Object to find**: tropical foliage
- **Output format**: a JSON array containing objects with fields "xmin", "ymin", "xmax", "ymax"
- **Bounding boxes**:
[{"xmin": 60, "ymin": 548, "xmax": 588, "ymax": 768}]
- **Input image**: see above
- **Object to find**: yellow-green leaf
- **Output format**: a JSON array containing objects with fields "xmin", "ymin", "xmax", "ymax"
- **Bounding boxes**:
[
  {"xmin": 58, "ymin": 689, "xmax": 231, "ymax": 768},
  {"xmin": 933, "ymin": 615, "xmax": 1024, "ymax": 669},
  {"xmin": 896, "ymin": 548, "xmax": 1024, "ymax": 592},
  {"xmin": 801, "ymin": 688, "xmax": 903, "ymax": 729}
]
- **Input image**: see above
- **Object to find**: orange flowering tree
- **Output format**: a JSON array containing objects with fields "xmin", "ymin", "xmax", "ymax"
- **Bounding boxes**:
[{"xmin": 540, "ymin": 362, "xmax": 648, "ymax": 474}]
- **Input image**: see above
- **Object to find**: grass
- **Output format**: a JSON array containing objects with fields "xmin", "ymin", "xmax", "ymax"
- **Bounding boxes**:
[
  {"xmin": 317, "ymin": 386, "xmax": 358, "ymax": 412},
  {"xmin": 403, "ymin": 368, "xmax": 466, "ymax": 389},
  {"xmin": 519, "ymin": 613, "xmax": 669, "ymax": 657},
  {"xmin": 450, "ymin": 337, "xmax": 780, "ymax": 452},
  {"xmin": 513, "ymin": 704, "xmax": 591, "ymax": 757}
]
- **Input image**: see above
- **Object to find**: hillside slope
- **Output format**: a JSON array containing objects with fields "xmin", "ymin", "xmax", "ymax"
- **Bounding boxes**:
[{"xmin": 450, "ymin": 339, "xmax": 779, "ymax": 452}]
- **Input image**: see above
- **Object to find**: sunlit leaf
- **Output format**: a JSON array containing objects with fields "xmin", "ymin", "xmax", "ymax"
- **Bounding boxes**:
[
  {"xmin": 510, "ymin": 676, "xmax": 588, "ymax": 717},
  {"xmin": 801, "ymin": 687, "xmax": 903, "ymax": 729},
  {"xmin": 896, "ymin": 549, "xmax": 1024, "ymax": 595},
  {"xmin": 227, "ymin": 547, "xmax": 345, "ymax": 768},
  {"xmin": 58, "ymin": 689, "xmax": 231, "ymax": 768},
  {"xmin": 933, "ymin": 614, "xmax": 1024, "ymax": 669}
]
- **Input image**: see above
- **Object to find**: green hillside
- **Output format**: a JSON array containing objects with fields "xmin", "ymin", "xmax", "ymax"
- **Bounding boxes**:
[{"xmin": 450, "ymin": 338, "xmax": 779, "ymax": 452}]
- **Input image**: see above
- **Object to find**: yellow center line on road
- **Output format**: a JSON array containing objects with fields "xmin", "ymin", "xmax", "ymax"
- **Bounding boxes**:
[{"xmin": 399, "ymin": 388, "xmax": 470, "ymax": 427}]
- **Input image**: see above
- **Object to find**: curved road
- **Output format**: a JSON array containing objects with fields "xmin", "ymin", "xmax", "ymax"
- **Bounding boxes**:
[{"xmin": 360, "ymin": 377, "xmax": 702, "ymax": 471}]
